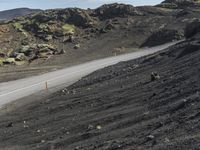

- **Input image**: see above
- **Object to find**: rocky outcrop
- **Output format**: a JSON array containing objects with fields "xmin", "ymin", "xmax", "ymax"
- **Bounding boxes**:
[
  {"xmin": 67, "ymin": 9, "xmax": 96, "ymax": 28},
  {"xmin": 19, "ymin": 44, "xmax": 58, "ymax": 61},
  {"xmin": 94, "ymin": 3, "xmax": 143, "ymax": 20},
  {"xmin": 19, "ymin": 8, "xmax": 97, "ymax": 40},
  {"xmin": 158, "ymin": 0, "xmax": 200, "ymax": 8},
  {"xmin": 0, "ymin": 44, "xmax": 58, "ymax": 66}
]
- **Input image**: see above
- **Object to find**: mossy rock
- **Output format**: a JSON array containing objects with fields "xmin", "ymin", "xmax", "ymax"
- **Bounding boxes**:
[
  {"xmin": 3, "ymin": 58, "xmax": 16, "ymax": 65},
  {"xmin": 6, "ymin": 49, "xmax": 14, "ymax": 57},
  {"xmin": 0, "ymin": 58, "xmax": 4, "ymax": 66},
  {"xmin": 62, "ymin": 24, "xmax": 75, "ymax": 35},
  {"xmin": 13, "ymin": 22, "xmax": 28, "ymax": 37},
  {"xmin": 13, "ymin": 23, "xmax": 23, "ymax": 31}
]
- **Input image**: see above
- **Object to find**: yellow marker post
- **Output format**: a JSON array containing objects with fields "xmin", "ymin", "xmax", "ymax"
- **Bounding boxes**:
[{"xmin": 45, "ymin": 81, "xmax": 48, "ymax": 91}]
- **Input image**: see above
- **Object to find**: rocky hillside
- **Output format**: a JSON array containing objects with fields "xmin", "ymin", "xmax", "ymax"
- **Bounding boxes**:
[
  {"xmin": 0, "ymin": 1, "xmax": 199, "ymax": 67},
  {"xmin": 158, "ymin": 0, "xmax": 200, "ymax": 8},
  {"xmin": 0, "ymin": 20, "xmax": 200, "ymax": 150},
  {"xmin": 0, "ymin": 8, "xmax": 41, "ymax": 21}
]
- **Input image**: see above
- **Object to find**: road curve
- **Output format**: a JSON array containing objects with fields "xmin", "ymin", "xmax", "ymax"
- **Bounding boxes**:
[{"xmin": 0, "ymin": 42, "xmax": 179, "ymax": 107}]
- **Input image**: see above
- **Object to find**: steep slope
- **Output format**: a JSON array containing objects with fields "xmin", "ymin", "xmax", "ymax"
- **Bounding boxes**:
[
  {"xmin": 0, "ymin": 29, "xmax": 200, "ymax": 149},
  {"xmin": 0, "ymin": 8, "xmax": 41, "ymax": 21}
]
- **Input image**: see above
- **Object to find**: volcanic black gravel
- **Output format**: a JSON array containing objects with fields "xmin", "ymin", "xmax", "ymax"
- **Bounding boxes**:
[{"xmin": 0, "ymin": 35, "xmax": 200, "ymax": 150}]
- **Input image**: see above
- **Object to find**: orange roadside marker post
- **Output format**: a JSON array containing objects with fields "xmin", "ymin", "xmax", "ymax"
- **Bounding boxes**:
[{"xmin": 45, "ymin": 81, "xmax": 48, "ymax": 91}]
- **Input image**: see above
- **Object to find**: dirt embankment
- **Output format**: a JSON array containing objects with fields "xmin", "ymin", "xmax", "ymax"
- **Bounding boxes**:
[{"xmin": 0, "ymin": 32, "xmax": 200, "ymax": 149}]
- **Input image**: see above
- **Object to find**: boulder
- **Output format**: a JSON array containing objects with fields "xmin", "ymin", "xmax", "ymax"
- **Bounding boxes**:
[
  {"xmin": 20, "ymin": 45, "xmax": 35, "ymax": 56},
  {"xmin": 15, "ymin": 53, "xmax": 26, "ymax": 61},
  {"xmin": 74, "ymin": 44, "xmax": 80, "ymax": 49},
  {"xmin": 44, "ymin": 35, "xmax": 53, "ymax": 41},
  {"xmin": 59, "ymin": 49, "xmax": 66, "ymax": 54},
  {"xmin": 37, "ymin": 44, "xmax": 56, "ymax": 51},
  {"xmin": 62, "ymin": 24, "xmax": 75, "ymax": 35},
  {"xmin": 68, "ymin": 9, "xmax": 96, "ymax": 28},
  {"xmin": 63, "ymin": 35, "xmax": 75, "ymax": 43},
  {"xmin": 3, "ymin": 58, "xmax": 16, "ymax": 65},
  {"xmin": 20, "ymin": 44, "xmax": 57, "ymax": 58},
  {"xmin": 38, "ymin": 52, "xmax": 51, "ymax": 58},
  {"xmin": 151, "ymin": 72, "xmax": 160, "ymax": 81}
]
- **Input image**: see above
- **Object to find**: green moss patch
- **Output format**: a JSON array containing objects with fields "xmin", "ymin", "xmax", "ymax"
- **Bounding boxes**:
[{"xmin": 62, "ymin": 24, "xmax": 75, "ymax": 35}]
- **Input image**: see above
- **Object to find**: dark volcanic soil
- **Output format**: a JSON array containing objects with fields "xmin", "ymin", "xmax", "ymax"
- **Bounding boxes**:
[{"xmin": 0, "ymin": 33, "xmax": 200, "ymax": 149}]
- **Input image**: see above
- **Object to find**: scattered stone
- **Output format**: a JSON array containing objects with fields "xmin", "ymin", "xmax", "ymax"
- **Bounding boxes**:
[
  {"xmin": 23, "ymin": 121, "xmax": 29, "ymax": 128},
  {"xmin": 44, "ymin": 35, "xmax": 53, "ymax": 41},
  {"xmin": 6, "ymin": 122, "xmax": 13, "ymax": 128},
  {"xmin": 72, "ymin": 90, "xmax": 76, "ymax": 95},
  {"xmin": 146, "ymin": 135, "xmax": 155, "ymax": 140},
  {"xmin": 63, "ymin": 35, "xmax": 75, "ymax": 43},
  {"xmin": 144, "ymin": 111, "xmax": 150, "ymax": 115},
  {"xmin": 164, "ymin": 137, "xmax": 170, "ymax": 143},
  {"xmin": 59, "ymin": 49, "xmax": 66, "ymax": 54},
  {"xmin": 100, "ymin": 28, "xmax": 107, "ymax": 33},
  {"xmin": 74, "ymin": 44, "xmax": 80, "ymax": 49},
  {"xmin": 75, "ymin": 146, "xmax": 80, "ymax": 150},
  {"xmin": 87, "ymin": 124, "xmax": 94, "ymax": 130},
  {"xmin": 96, "ymin": 125, "xmax": 102, "ymax": 130},
  {"xmin": 41, "ymin": 140, "xmax": 45, "ymax": 143},
  {"xmin": 151, "ymin": 72, "xmax": 160, "ymax": 81},
  {"xmin": 15, "ymin": 53, "xmax": 26, "ymax": 61}
]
